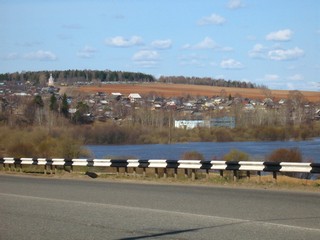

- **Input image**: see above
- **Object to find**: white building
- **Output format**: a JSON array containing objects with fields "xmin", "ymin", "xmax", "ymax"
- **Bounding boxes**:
[
  {"xmin": 174, "ymin": 120, "xmax": 205, "ymax": 129},
  {"xmin": 128, "ymin": 93, "xmax": 142, "ymax": 103},
  {"xmin": 48, "ymin": 73, "xmax": 54, "ymax": 87}
]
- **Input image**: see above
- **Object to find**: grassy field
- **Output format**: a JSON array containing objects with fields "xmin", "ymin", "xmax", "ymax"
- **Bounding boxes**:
[{"xmin": 67, "ymin": 83, "xmax": 320, "ymax": 102}]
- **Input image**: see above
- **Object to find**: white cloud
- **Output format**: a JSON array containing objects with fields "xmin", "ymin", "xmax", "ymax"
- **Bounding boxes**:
[
  {"xmin": 198, "ymin": 14, "xmax": 226, "ymax": 25},
  {"xmin": 266, "ymin": 29, "xmax": 293, "ymax": 41},
  {"xmin": 287, "ymin": 74, "xmax": 304, "ymax": 81},
  {"xmin": 268, "ymin": 47, "xmax": 304, "ymax": 61},
  {"xmin": 195, "ymin": 37, "xmax": 218, "ymax": 49},
  {"xmin": 183, "ymin": 37, "xmax": 227, "ymax": 50},
  {"xmin": 286, "ymin": 81, "xmax": 319, "ymax": 91},
  {"xmin": 24, "ymin": 50, "xmax": 57, "ymax": 61},
  {"xmin": 105, "ymin": 36, "xmax": 143, "ymax": 47},
  {"xmin": 227, "ymin": 0, "xmax": 245, "ymax": 9},
  {"xmin": 132, "ymin": 50, "xmax": 159, "ymax": 68},
  {"xmin": 264, "ymin": 74, "xmax": 279, "ymax": 81},
  {"xmin": 133, "ymin": 50, "xmax": 159, "ymax": 61},
  {"xmin": 77, "ymin": 46, "xmax": 96, "ymax": 58},
  {"xmin": 220, "ymin": 59, "xmax": 244, "ymax": 69},
  {"xmin": 151, "ymin": 39, "xmax": 172, "ymax": 49},
  {"xmin": 248, "ymin": 43, "xmax": 267, "ymax": 58}
]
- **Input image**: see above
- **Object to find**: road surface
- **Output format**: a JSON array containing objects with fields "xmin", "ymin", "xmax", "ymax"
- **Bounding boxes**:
[{"xmin": 0, "ymin": 174, "xmax": 319, "ymax": 239}]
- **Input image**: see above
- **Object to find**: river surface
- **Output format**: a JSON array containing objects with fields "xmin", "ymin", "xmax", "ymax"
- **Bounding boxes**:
[{"xmin": 86, "ymin": 138, "xmax": 320, "ymax": 163}]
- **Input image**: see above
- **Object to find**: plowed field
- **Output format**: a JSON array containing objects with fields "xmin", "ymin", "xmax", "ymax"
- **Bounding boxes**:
[{"xmin": 69, "ymin": 83, "xmax": 319, "ymax": 102}]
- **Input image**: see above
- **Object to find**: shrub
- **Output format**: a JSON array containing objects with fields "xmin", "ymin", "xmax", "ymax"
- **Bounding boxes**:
[
  {"xmin": 222, "ymin": 149, "xmax": 249, "ymax": 180},
  {"xmin": 223, "ymin": 149, "xmax": 249, "ymax": 161},
  {"xmin": 7, "ymin": 141, "xmax": 36, "ymax": 158},
  {"xmin": 266, "ymin": 148, "xmax": 304, "ymax": 178},
  {"xmin": 266, "ymin": 148, "xmax": 302, "ymax": 163}
]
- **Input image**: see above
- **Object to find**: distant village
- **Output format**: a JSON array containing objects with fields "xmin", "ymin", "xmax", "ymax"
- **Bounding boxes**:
[{"xmin": 0, "ymin": 73, "xmax": 319, "ymax": 129}]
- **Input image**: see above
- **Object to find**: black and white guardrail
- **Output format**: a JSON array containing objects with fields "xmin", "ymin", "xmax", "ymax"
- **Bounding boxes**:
[{"xmin": 1, "ymin": 157, "xmax": 319, "ymax": 174}]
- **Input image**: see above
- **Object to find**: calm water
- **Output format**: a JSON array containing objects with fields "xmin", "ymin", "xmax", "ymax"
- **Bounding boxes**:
[{"xmin": 86, "ymin": 138, "xmax": 320, "ymax": 163}]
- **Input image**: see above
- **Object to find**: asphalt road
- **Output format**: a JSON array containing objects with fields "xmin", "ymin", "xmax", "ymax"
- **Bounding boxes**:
[{"xmin": 0, "ymin": 174, "xmax": 320, "ymax": 240}]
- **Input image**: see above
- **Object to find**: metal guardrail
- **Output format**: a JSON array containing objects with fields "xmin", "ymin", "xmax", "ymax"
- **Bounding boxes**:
[{"xmin": 1, "ymin": 157, "xmax": 319, "ymax": 180}]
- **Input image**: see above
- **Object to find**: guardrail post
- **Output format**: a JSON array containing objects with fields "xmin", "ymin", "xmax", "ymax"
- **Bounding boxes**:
[
  {"xmin": 163, "ymin": 168, "xmax": 167, "ymax": 179},
  {"xmin": 257, "ymin": 171, "xmax": 261, "ymax": 182},
  {"xmin": 273, "ymin": 172, "xmax": 277, "ymax": 183},
  {"xmin": 133, "ymin": 167, "xmax": 136, "ymax": 177},
  {"xmin": 143, "ymin": 167, "xmax": 146, "ymax": 177},
  {"xmin": 219, "ymin": 170, "xmax": 224, "ymax": 178},
  {"xmin": 191, "ymin": 169, "xmax": 196, "ymax": 181},
  {"xmin": 206, "ymin": 169, "xmax": 209, "ymax": 180},
  {"xmin": 184, "ymin": 169, "xmax": 188, "ymax": 178},
  {"xmin": 155, "ymin": 168, "xmax": 159, "ymax": 178},
  {"xmin": 246, "ymin": 171, "xmax": 250, "ymax": 181},
  {"xmin": 174, "ymin": 168, "xmax": 178, "ymax": 179},
  {"xmin": 233, "ymin": 170, "xmax": 238, "ymax": 182},
  {"xmin": 125, "ymin": 167, "xmax": 128, "ymax": 176},
  {"xmin": 116, "ymin": 167, "xmax": 119, "ymax": 176}
]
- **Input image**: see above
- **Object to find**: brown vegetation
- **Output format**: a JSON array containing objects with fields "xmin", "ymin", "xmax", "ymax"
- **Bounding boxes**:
[
  {"xmin": 71, "ymin": 83, "xmax": 320, "ymax": 102},
  {"xmin": 266, "ymin": 148, "xmax": 302, "ymax": 163},
  {"xmin": 0, "ymin": 126, "xmax": 91, "ymax": 158},
  {"xmin": 48, "ymin": 122, "xmax": 320, "ymax": 145}
]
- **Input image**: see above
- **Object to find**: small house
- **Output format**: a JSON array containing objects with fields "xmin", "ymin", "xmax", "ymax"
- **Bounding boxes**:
[{"xmin": 128, "ymin": 93, "xmax": 142, "ymax": 103}]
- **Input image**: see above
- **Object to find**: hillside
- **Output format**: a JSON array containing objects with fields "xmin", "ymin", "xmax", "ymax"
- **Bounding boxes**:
[{"xmin": 68, "ymin": 83, "xmax": 320, "ymax": 102}]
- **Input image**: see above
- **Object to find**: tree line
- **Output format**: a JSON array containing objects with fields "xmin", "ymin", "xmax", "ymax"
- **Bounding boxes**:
[
  {"xmin": 158, "ymin": 76, "xmax": 257, "ymax": 88},
  {"xmin": 0, "ymin": 70, "xmax": 155, "ymax": 85},
  {"xmin": 0, "ymin": 70, "xmax": 257, "ymax": 88}
]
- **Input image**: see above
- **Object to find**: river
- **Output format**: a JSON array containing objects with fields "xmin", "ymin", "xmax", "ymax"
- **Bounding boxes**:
[{"xmin": 86, "ymin": 138, "xmax": 320, "ymax": 163}]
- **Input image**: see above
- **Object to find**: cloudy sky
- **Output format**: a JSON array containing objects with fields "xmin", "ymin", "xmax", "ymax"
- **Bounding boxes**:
[{"xmin": 1, "ymin": 0, "xmax": 319, "ymax": 90}]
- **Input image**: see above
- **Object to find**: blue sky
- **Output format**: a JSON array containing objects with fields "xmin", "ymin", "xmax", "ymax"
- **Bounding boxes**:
[{"xmin": 1, "ymin": 0, "xmax": 319, "ymax": 91}]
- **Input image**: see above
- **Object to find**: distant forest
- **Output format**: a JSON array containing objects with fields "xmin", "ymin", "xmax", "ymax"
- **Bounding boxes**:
[
  {"xmin": 158, "ymin": 76, "xmax": 257, "ymax": 88},
  {"xmin": 0, "ymin": 70, "xmax": 257, "ymax": 88}
]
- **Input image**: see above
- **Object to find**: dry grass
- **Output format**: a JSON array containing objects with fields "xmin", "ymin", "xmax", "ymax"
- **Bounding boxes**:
[
  {"xmin": 2, "ymin": 169, "xmax": 319, "ymax": 192},
  {"xmin": 65, "ymin": 83, "xmax": 320, "ymax": 102}
]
